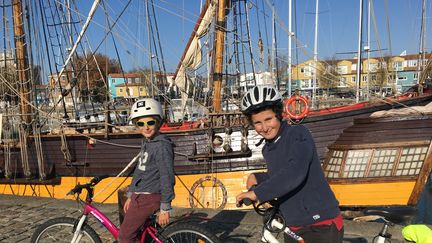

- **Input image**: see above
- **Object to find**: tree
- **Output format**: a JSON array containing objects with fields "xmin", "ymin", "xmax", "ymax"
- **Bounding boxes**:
[
  {"xmin": 318, "ymin": 61, "xmax": 339, "ymax": 91},
  {"xmin": 372, "ymin": 59, "xmax": 389, "ymax": 93},
  {"xmin": 74, "ymin": 53, "xmax": 121, "ymax": 103}
]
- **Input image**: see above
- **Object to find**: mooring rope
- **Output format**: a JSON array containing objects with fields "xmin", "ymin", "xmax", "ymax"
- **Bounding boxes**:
[{"xmin": 33, "ymin": 123, "xmax": 46, "ymax": 180}]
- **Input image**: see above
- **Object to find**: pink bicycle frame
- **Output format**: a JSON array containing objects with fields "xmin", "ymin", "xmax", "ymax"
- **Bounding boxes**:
[{"xmin": 83, "ymin": 202, "xmax": 162, "ymax": 242}]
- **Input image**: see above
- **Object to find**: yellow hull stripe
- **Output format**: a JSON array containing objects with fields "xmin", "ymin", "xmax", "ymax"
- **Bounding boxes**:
[
  {"xmin": 330, "ymin": 181, "xmax": 416, "ymax": 206},
  {"xmin": 0, "ymin": 173, "xmax": 416, "ymax": 208}
]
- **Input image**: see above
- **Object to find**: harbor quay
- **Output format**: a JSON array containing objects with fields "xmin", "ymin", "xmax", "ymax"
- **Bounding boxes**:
[{"xmin": 0, "ymin": 194, "xmax": 406, "ymax": 243}]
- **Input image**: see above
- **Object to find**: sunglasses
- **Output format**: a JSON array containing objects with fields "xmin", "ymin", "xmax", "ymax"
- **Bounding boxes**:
[{"xmin": 136, "ymin": 120, "xmax": 157, "ymax": 127}]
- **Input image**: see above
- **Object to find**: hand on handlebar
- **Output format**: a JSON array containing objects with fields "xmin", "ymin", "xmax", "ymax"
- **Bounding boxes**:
[{"xmin": 236, "ymin": 190, "xmax": 257, "ymax": 207}]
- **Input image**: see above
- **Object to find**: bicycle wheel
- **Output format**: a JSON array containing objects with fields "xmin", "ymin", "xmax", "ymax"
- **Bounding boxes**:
[
  {"xmin": 159, "ymin": 222, "xmax": 220, "ymax": 243},
  {"xmin": 31, "ymin": 217, "xmax": 102, "ymax": 243}
]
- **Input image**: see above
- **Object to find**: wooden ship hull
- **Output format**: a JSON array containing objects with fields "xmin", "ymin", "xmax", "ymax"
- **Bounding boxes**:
[
  {"xmin": 1, "ymin": 0, "xmax": 432, "ymax": 210},
  {"xmin": 1, "ymin": 93, "xmax": 431, "ymax": 209},
  {"xmin": 323, "ymin": 113, "xmax": 432, "ymax": 207}
]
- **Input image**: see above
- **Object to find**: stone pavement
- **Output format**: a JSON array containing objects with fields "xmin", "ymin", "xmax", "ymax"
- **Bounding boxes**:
[{"xmin": 0, "ymin": 194, "xmax": 406, "ymax": 243}]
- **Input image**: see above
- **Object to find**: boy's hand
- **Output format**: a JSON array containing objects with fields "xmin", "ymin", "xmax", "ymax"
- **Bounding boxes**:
[
  {"xmin": 236, "ymin": 191, "xmax": 257, "ymax": 207},
  {"xmin": 158, "ymin": 211, "xmax": 170, "ymax": 226},
  {"xmin": 123, "ymin": 198, "xmax": 131, "ymax": 213}
]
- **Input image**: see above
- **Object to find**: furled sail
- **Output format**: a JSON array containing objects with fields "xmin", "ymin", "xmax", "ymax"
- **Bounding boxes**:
[{"xmin": 173, "ymin": 0, "xmax": 216, "ymax": 109}]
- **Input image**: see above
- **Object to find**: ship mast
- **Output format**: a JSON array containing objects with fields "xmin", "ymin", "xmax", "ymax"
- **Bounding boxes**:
[
  {"xmin": 12, "ymin": 0, "xmax": 31, "ymax": 124},
  {"xmin": 212, "ymin": 0, "xmax": 227, "ymax": 113},
  {"xmin": 417, "ymin": 0, "xmax": 426, "ymax": 95}
]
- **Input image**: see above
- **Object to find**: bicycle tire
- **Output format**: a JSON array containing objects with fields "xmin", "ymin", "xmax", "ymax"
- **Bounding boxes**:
[
  {"xmin": 30, "ymin": 217, "xmax": 102, "ymax": 243},
  {"xmin": 157, "ymin": 222, "xmax": 220, "ymax": 243}
]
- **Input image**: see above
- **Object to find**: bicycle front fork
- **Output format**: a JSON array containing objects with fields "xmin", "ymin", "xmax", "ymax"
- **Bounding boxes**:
[
  {"xmin": 374, "ymin": 222, "xmax": 392, "ymax": 243},
  {"xmin": 71, "ymin": 215, "xmax": 88, "ymax": 243},
  {"xmin": 261, "ymin": 219, "xmax": 304, "ymax": 243}
]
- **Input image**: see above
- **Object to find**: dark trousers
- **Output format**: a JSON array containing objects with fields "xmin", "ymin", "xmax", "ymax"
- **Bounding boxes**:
[
  {"xmin": 284, "ymin": 223, "xmax": 344, "ymax": 243},
  {"xmin": 118, "ymin": 193, "xmax": 161, "ymax": 243}
]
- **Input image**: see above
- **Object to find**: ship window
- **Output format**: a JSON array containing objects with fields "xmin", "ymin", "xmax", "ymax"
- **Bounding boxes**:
[
  {"xmin": 396, "ymin": 147, "xmax": 428, "ymax": 176},
  {"xmin": 325, "ymin": 150, "xmax": 344, "ymax": 178},
  {"xmin": 369, "ymin": 149, "xmax": 397, "ymax": 177},
  {"xmin": 343, "ymin": 150, "xmax": 371, "ymax": 178}
]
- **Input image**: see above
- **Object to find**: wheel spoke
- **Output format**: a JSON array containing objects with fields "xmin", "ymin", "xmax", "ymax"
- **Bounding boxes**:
[
  {"xmin": 167, "ymin": 230, "xmax": 216, "ymax": 243},
  {"xmin": 31, "ymin": 218, "xmax": 100, "ymax": 243}
]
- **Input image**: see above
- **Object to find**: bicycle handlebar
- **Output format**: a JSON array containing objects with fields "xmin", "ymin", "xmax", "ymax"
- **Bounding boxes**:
[
  {"xmin": 90, "ymin": 175, "xmax": 109, "ymax": 185},
  {"xmin": 66, "ymin": 175, "xmax": 109, "ymax": 196},
  {"xmin": 236, "ymin": 198, "xmax": 253, "ymax": 207}
]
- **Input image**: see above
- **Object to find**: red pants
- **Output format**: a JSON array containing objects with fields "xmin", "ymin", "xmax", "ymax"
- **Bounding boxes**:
[{"xmin": 118, "ymin": 193, "xmax": 161, "ymax": 243}]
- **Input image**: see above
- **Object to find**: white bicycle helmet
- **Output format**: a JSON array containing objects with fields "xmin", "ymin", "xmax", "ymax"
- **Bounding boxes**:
[
  {"xmin": 241, "ymin": 85, "xmax": 282, "ymax": 114},
  {"xmin": 130, "ymin": 98, "xmax": 164, "ymax": 121}
]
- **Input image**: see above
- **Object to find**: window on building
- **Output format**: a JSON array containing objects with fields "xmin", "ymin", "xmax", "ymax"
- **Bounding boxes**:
[
  {"xmin": 393, "ymin": 62, "xmax": 403, "ymax": 71},
  {"xmin": 139, "ymin": 87, "xmax": 143, "ymax": 92},
  {"xmin": 112, "ymin": 79, "xmax": 116, "ymax": 84},
  {"xmin": 414, "ymin": 73, "xmax": 418, "ymax": 80},
  {"xmin": 352, "ymin": 77, "xmax": 356, "ymax": 82},
  {"xmin": 369, "ymin": 63, "xmax": 378, "ymax": 72},
  {"xmin": 362, "ymin": 76, "xmax": 367, "ymax": 82},
  {"xmin": 337, "ymin": 65, "xmax": 348, "ymax": 74},
  {"xmin": 119, "ymin": 88, "xmax": 123, "ymax": 92},
  {"xmin": 371, "ymin": 75, "xmax": 377, "ymax": 81},
  {"xmin": 397, "ymin": 76, "xmax": 407, "ymax": 81},
  {"xmin": 339, "ymin": 77, "xmax": 347, "ymax": 87},
  {"xmin": 303, "ymin": 65, "xmax": 313, "ymax": 77},
  {"xmin": 408, "ymin": 60, "xmax": 418, "ymax": 67},
  {"xmin": 301, "ymin": 79, "xmax": 311, "ymax": 89}
]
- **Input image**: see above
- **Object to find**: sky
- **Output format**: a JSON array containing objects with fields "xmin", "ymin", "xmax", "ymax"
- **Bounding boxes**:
[{"xmin": 68, "ymin": 0, "xmax": 432, "ymax": 72}]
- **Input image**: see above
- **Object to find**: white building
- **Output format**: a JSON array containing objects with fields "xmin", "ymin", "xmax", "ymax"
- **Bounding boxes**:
[{"xmin": 239, "ymin": 71, "xmax": 276, "ymax": 90}]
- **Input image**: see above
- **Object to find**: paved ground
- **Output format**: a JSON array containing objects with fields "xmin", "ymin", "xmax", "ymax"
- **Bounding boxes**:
[{"xmin": 0, "ymin": 194, "xmax": 407, "ymax": 242}]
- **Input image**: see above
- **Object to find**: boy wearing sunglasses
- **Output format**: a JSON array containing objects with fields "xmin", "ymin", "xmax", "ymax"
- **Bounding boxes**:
[{"xmin": 119, "ymin": 98, "xmax": 175, "ymax": 243}]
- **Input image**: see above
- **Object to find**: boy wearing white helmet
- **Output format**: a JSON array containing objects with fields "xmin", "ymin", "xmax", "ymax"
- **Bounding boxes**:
[
  {"xmin": 236, "ymin": 86, "xmax": 343, "ymax": 242},
  {"xmin": 118, "ymin": 98, "xmax": 175, "ymax": 243}
]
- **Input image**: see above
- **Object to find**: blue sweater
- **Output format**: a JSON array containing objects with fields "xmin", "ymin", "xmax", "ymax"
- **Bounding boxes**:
[
  {"xmin": 128, "ymin": 133, "xmax": 175, "ymax": 211},
  {"xmin": 254, "ymin": 121, "xmax": 340, "ymax": 226}
]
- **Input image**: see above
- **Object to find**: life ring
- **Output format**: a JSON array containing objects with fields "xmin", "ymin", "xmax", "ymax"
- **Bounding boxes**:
[
  {"xmin": 285, "ymin": 95, "xmax": 310, "ymax": 120},
  {"xmin": 189, "ymin": 176, "xmax": 227, "ymax": 210}
]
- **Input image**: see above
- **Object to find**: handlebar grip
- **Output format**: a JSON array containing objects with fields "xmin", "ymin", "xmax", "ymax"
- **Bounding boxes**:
[
  {"xmin": 90, "ymin": 175, "xmax": 109, "ymax": 185},
  {"xmin": 67, "ymin": 185, "xmax": 81, "ymax": 196},
  {"xmin": 236, "ymin": 198, "xmax": 253, "ymax": 207}
]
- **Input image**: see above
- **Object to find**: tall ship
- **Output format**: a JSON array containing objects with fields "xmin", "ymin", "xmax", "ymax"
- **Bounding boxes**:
[{"xmin": 0, "ymin": 0, "xmax": 432, "ymax": 210}]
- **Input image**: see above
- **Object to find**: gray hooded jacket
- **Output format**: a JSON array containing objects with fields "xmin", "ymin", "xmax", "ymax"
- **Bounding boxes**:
[{"xmin": 128, "ymin": 133, "xmax": 175, "ymax": 211}]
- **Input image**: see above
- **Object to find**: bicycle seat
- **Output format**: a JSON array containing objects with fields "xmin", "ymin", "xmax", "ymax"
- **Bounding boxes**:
[{"xmin": 364, "ymin": 206, "xmax": 417, "ymax": 224}]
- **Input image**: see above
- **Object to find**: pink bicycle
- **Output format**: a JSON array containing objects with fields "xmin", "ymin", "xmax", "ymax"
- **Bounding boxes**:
[{"xmin": 30, "ymin": 176, "xmax": 220, "ymax": 243}]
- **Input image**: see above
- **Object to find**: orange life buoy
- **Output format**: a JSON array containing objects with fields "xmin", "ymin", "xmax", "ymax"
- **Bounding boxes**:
[{"xmin": 285, "ymin": 95, "xmax": 310, "ymax": 120}]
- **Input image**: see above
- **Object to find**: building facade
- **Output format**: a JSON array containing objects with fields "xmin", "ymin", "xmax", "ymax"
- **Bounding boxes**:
[
  {"xmin": 108, "ymin": 73, "xmax": 149, "ymax": 99},
  {"xmin": 292, "ymin": 53, "xmax": 431, "ymax": 96}
]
